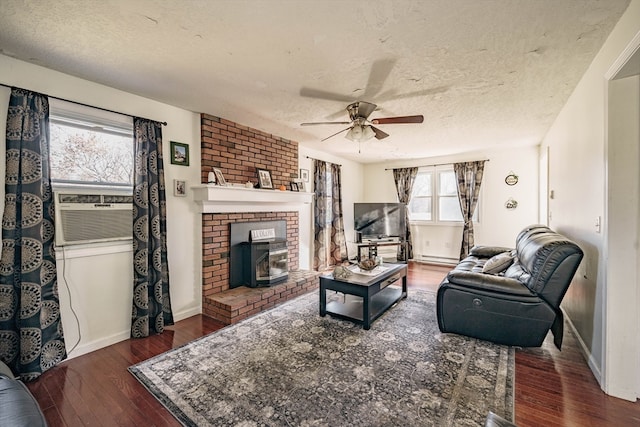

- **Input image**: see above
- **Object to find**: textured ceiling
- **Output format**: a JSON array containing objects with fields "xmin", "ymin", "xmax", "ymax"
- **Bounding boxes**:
[{"xmin": 0, "ymin": 0, "xmax": 630, "ymax": 163}]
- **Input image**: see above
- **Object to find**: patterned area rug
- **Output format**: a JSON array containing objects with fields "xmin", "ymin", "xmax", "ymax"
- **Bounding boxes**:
[{"xmin": 129, "ymin": 289, "xmax": 514, "ymax": 426}]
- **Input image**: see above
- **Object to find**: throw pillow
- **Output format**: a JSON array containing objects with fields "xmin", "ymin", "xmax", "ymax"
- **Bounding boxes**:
[{"xmin": 482, "ymin": 251, "xmax": 515, "ymax": 275}]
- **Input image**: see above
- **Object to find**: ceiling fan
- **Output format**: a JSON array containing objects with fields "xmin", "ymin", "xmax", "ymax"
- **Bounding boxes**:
[{"xmin": 300, "ymin": 100, "xmax": 424, "ymax": 142}]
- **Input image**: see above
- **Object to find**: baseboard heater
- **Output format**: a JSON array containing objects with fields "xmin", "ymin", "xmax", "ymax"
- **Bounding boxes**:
[{"xmin": 416, "ymin": 254, "xmax": 458, "ymax": 266}]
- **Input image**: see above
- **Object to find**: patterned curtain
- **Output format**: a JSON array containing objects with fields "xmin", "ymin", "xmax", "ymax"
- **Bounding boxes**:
[
  {"xmin": 454, "ymin": 161, "xmax": 486, "ymax": 260},
  {"xmin": 131, "ymin": 117, "xmax": 173, "ymax": 338},
  {"xmin": 312, "ymin": 160, "xmax": 348, "ymax": 270},
  {"xmin": 393, "ymin": 167, "xmax": 418, "ymax": 261},
  {"xmin": 0, "ymin": 88, "xmax": 66, "ymax": 380}
]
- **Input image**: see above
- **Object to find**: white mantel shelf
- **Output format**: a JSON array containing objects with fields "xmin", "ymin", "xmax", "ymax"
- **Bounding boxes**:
[{"xmin": 192, "ymin": 184, "xmax": 314, "ymax": 213}]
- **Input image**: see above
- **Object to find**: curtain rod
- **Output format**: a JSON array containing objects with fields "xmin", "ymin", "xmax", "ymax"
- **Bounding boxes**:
[
  {"xmin": 0, "ymin": 82, "xmax": 167, "ymax": 126},
  {"xmin": 384, "ymin": 159, "xmax": 489, "ymax": 171},
  {"xmin": 305, "ymin": 155, "xmax": 342, "ymax": 167}
]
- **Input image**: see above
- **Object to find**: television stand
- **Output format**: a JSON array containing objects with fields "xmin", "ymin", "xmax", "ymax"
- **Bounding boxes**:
[{"xmin": 357, "ymin": 239, "xmax": 407, "ymax": 263}]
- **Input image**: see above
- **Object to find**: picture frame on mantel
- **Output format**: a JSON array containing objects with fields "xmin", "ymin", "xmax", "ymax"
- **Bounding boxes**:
[
  {"xmin": 257, "ymin": 168, "xmax": 273, "ymax": 189},
  {"xmin": 170, "ymin": 141, "xmax": 189, "ymax": 166},
  {"xmin": 213, "ymin": 168, "xmax": 226, "ymax": 186},
  {"xmin": 293, "ymin": 178, "xmax": 305, "ymax": 192}
]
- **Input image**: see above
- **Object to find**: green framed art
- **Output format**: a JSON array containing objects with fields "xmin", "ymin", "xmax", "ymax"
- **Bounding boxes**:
[{"xmin": 170, "ymin": 141, "xmax": 189, "ymax": 166}]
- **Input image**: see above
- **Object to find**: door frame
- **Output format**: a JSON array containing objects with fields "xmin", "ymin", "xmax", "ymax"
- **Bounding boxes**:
[{"xmin": 603, "ymin": 30, "xmax": 640, "ymax": 401}]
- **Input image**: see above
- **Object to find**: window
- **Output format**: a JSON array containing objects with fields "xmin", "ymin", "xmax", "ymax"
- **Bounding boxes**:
[
  {"xmin": 48, "ymin": 101, "xmax": 134, "ymax": 248},
  {"xmin": 408, "ymin": 171, "xmax": 433, "ymax": 221},
  {"xmin": 408, "ymin": 168, "xmax": 478, "ymax": 223},
  {"xmin": 49, "ymin": 100, "xmax": 134, "ymax": 188},
  {"xmin": 437, "ymin": 170, "xmax": 463, "ymax": 221}
]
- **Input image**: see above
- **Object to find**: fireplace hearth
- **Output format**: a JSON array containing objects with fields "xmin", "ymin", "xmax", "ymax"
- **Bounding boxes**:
[{"xmin": 201, "ymin": 213, "xmax": 320, "ymax": 325}]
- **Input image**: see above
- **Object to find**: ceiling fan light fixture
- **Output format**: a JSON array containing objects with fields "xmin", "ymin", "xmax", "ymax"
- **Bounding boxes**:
[
  {"xmin": 345, "ymin": 125, "xmax": 361, "ymax": 141},
  {"xmin": 345, "ymin": 124, "xmax": 375, "ymax": 142},
  {"xmin": 302, "ymin": 98, "xmax": 422, "ymax": 142},
  {"xmin": 362, "ymin": 125, "xmax": 375, "ymax": 141}
]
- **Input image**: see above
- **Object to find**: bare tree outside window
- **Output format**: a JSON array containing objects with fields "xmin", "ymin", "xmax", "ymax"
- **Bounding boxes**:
[{"xmin": 50, "ymin": 122, "xmax": 133, "ymax": 185}]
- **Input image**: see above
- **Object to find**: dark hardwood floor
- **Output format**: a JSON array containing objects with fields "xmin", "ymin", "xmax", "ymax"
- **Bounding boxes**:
[{"xmin": 26, "ymin": 262, "xmax": 639, "ymax": 426}]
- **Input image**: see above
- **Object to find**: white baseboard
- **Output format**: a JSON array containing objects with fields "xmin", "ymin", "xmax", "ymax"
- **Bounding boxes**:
[
  {"xmin": 173, "ymin": 306, "xmax": 202, "ymax": 322},
  {"xmin": 563, "ymin": 308, "xmax": 603, "ymax": 386},
  {"xmin": 64, "ymin": 305, "xmax": 202, "ymax": 361},
  {"xmin": 566, "ymin": 311, "xmax": 639, "ymax": 401},
  {"xmin": 66, "ymin": 330, "xmax": 131, "ymax": 360}
]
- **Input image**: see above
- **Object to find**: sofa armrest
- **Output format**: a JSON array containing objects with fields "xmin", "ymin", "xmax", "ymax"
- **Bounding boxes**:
[
  {"xmin": 446, "ymin": 270, "xmax": 533, "ymax": 296},
  {"xmin": 468, "ymin": 246, "xmax": 514, "ymax": 258},
  {"xmin": 0, "ymin": 374, "xmax": 47, "ymax": 427}
]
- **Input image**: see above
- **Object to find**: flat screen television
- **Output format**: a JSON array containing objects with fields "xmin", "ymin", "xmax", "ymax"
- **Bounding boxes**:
[{"xmin": 354, "ymin": 202, "xmax": 406, "ymax": 240}]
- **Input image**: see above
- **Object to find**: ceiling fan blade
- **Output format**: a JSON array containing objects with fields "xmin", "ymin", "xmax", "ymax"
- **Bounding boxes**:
[
  {"xmin": 363, "ymin": 58, "xmax": 397, "ymax": 99},
  {"xmin": 377, "ymin": 85, "xmax": 450, "ymax": 102},
  {"xmin": 371, "ymin": 126, "xmax": 389, "ymax": 140},
  {"xmin": 301, "ymin": 121, "xmax": 351, "ymax": 126},
  {"xmin": 299, "ymin": 87, "xmax": 355, "ymax": 103},
  {"xmin": 371, "ymin": 115, "xmax": 424, "ymax": 125},
  {"xmin": 356, "ymin": 101, "xmax": 377, "ymax": 119},
  {"xmin": 324, "ymin": 109, "xmax": 349, "ymax": 120},
  {"xmin": 321, "ymin": 126, "xmax": 352, "ymax": 142}
]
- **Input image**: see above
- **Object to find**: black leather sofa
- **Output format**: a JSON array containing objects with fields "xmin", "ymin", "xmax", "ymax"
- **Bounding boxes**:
[
  {"xmin": 437, "ymin": 225, "xmax": 583, "ymax": 348},
  {"xmin": 0, "ymin": 361, "xmax": 47, "ymax": 427}
]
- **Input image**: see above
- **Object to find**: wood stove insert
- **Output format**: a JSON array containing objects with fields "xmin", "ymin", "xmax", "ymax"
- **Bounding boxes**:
[
  {"xmin": 229, "ymin": 219, "xmax": 289, "ymax": 289},
  {"xmin": 241, "ymin": 238, "xmax": 288, "ymax": 287}
]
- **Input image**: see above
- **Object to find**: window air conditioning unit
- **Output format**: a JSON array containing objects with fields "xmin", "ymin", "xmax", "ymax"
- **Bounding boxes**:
[{"xmin": 54, "ymin": 191, "xmax": 133, "ymax": 246}]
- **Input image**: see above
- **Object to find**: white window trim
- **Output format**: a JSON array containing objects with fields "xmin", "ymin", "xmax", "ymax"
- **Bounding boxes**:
[{"xmin": 50, "ymin": 99, "xmax": 133, "ymax": 133}]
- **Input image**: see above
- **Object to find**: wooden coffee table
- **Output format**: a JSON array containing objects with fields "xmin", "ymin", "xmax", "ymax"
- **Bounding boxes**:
[{"xmin": 319, "ymin": 263, "xmax": 407, "ymax": 329}]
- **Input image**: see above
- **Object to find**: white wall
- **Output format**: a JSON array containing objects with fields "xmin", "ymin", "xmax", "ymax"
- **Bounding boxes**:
[
  {"xmin": 540, "ymin": 0, "xmax": 640, "ymax": 400},
  {"xmin": 361, "ymin": 145, "xmax": 540, "ymax": 262},
  {"xmin": 0, "ymin": 55, "xmax": 202, "ymax": 358}
]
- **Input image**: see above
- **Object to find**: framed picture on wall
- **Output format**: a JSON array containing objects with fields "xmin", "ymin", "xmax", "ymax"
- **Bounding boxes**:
[
  {"xmin": 174, "ymin": 179, "xmax": 187, "ymax": 197},
  {"xmin": 257, "ymin": 168, "xmax": 273, "ymax": 189},
  {"xmin": 300, "ymin": 168, "xmax": 309, "ymax": 182},
  {"xmin": 170, "ymin": 141, "xmax": 190, "ymax": 166}
]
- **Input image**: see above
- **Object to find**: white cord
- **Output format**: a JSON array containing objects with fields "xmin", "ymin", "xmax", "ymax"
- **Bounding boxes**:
[{"xmin": 60, "ymin": 245, "xmax": 82, "ymax": 355}]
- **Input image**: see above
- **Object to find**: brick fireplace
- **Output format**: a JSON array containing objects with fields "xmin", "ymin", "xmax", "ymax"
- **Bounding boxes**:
[
  {"xmin": 197, "ymin": 114, "xmax": 319, "ymax": 325},
  {"xmin": 202, "ymin": 211, "xmax": 299, "ymax": 295}
]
